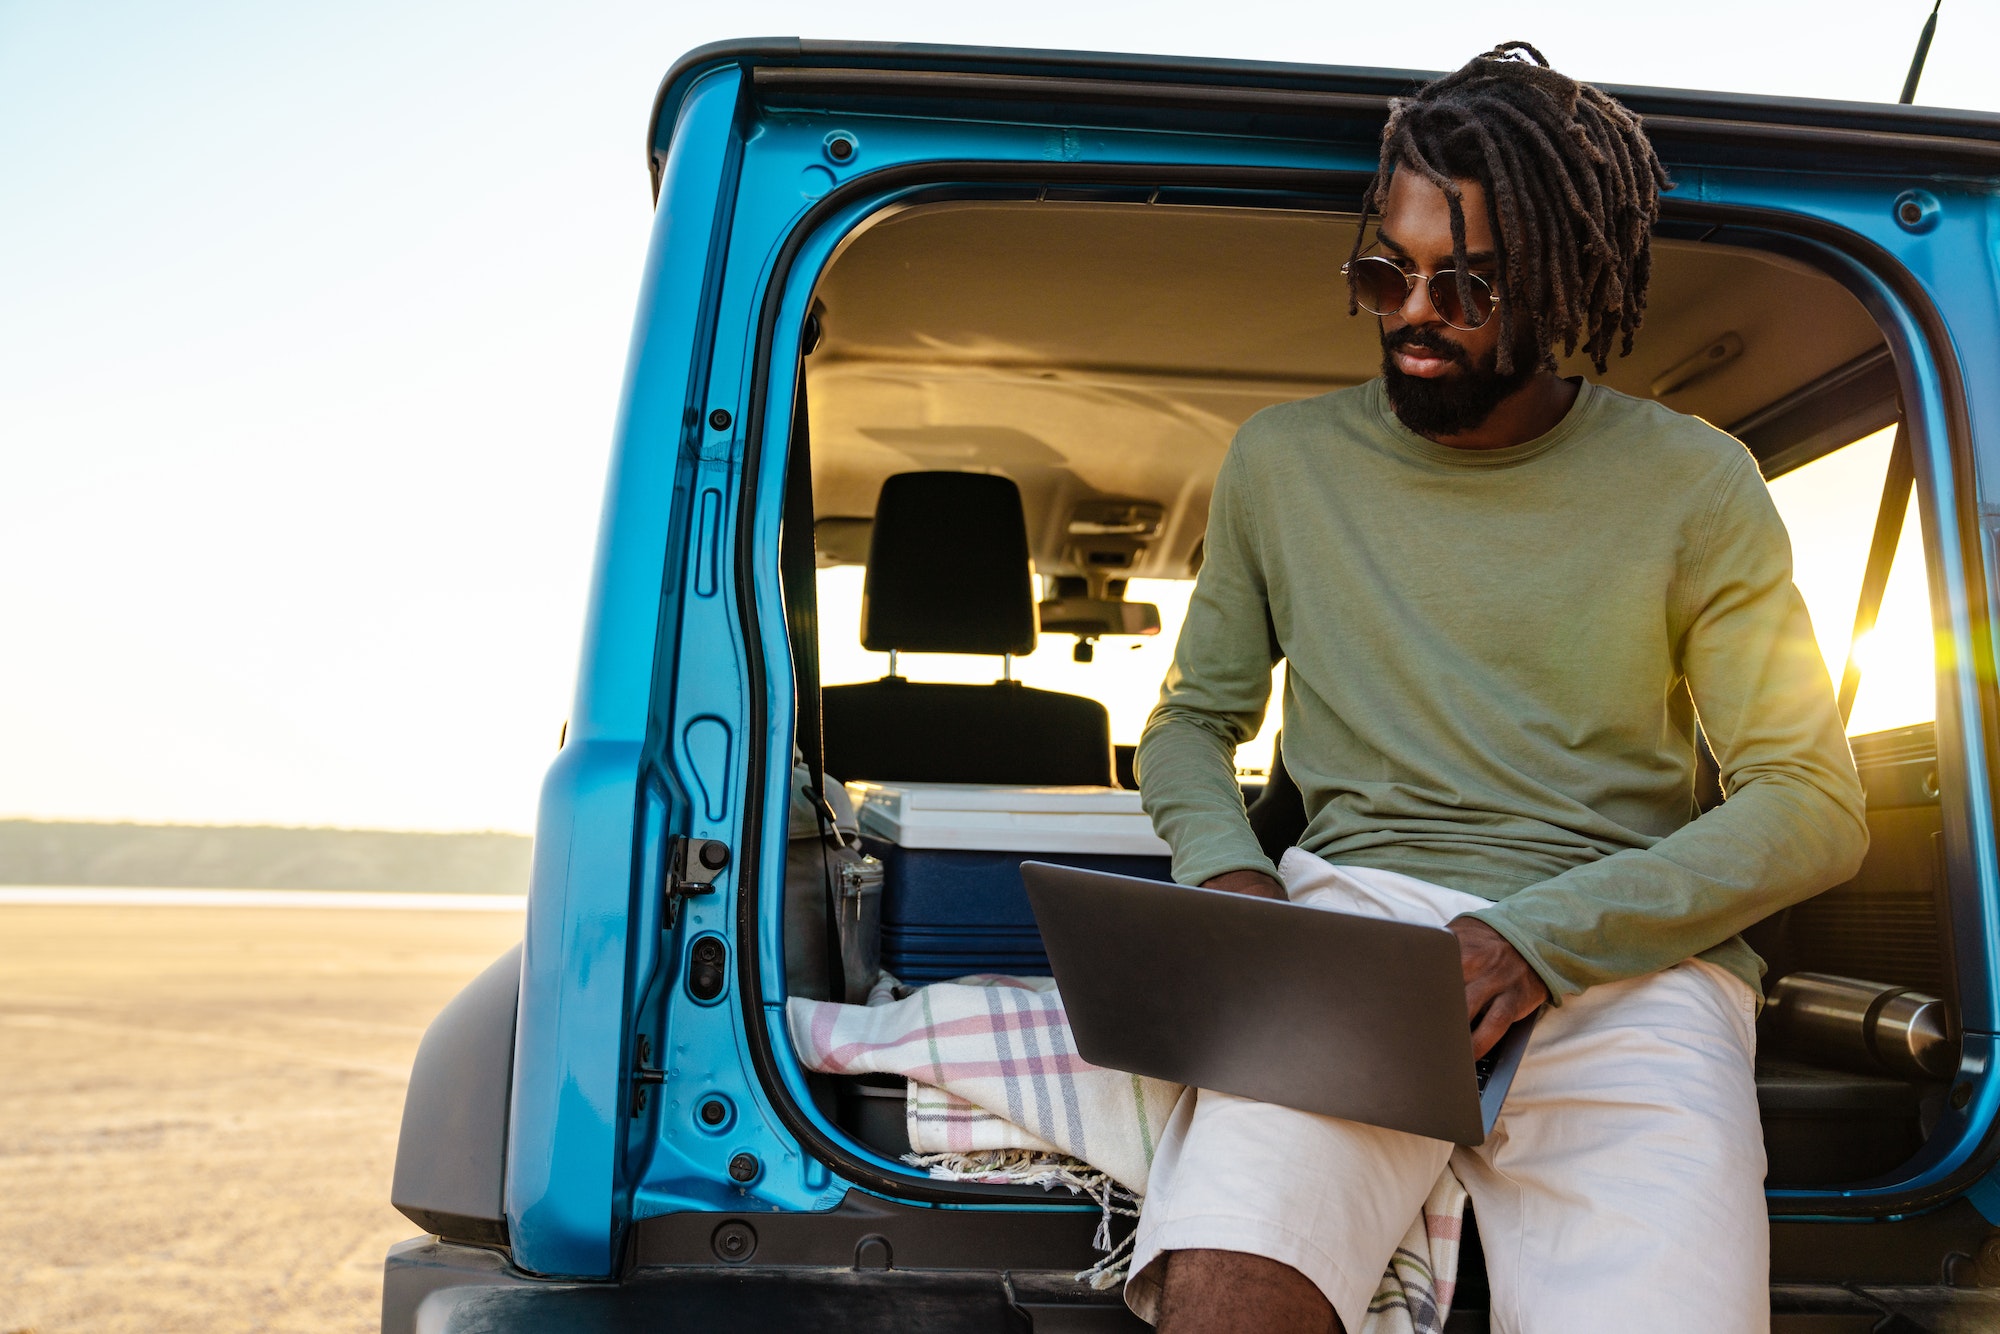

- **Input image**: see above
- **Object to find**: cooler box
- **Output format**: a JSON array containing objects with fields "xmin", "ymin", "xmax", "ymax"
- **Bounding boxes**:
[{"xmin": 847, "ymin": 781, "xmax": 1174, "ymax": 983}]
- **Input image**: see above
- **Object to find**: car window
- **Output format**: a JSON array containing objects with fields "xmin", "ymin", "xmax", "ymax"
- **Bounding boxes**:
[
  {"xmin": 813, "ymin": 422, "xmax": 1933, "ymax": 778},
  {"xmin": 1764, "ymin": 424, "xmax": 1935, "ymax": 736},
  {"xmin": 815, "ymin": 569, "xmax": 1285, "ymax": 779}
]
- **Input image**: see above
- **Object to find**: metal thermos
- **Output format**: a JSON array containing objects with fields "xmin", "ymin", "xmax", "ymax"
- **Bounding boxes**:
[{"xmin": 1765, "ymin": 972, "xmax": 1956, "ymax": 1080}]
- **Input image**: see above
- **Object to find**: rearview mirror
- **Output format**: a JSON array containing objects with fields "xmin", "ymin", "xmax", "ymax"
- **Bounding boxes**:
[{"xmin": 1037, "ymin": 595, "xmax": 1161, "ymax": 638}]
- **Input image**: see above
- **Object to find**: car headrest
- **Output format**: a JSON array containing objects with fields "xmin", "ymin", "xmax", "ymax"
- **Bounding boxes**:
[{"xmin": 861, "ymin": 471, "xmax": 1037, "ymax": 657}]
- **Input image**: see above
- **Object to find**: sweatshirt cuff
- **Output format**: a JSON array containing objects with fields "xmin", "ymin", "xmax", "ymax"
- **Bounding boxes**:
[
  {"xmin": 1172, "ymin": 847, "xmax": 1283, "ymax": 889},
  {"xmin": 1465, "ymin": 904, "xmax": 1579, "ymax": 1007}
]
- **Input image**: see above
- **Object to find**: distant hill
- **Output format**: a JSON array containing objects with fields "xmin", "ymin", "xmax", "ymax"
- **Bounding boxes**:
[{"xmin": 0, "ymin": 820, "xmax": 532, "ymax": 894}]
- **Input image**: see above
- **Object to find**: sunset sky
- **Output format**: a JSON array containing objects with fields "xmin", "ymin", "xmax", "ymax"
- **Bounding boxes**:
[{"xmin": 1, "ymin": 0, "xmax": 1977, "ymax": 833}]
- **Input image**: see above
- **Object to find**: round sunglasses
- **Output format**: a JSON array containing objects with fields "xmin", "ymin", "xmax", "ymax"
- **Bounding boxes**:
[{"xmin": 1342, "ymin": 255, "xmax": 1498, "ymax": 332}]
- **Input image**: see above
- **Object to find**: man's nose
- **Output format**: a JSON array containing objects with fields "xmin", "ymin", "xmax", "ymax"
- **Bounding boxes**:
[{"xmin": 1397, "ymin": 272, "xmax": 1445, "ymax": 327}]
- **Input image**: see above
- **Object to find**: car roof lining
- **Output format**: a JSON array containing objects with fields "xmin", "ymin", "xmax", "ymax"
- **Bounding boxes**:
[{"xmin": 805, "ymin": 198, "xmax": 1889, "ymax": 581}]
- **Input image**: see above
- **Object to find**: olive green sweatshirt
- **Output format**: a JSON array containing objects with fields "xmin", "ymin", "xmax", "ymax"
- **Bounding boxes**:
[{"xmin": 1136, "ymin": 378, "xmax": 1869, "ymax": 1003}]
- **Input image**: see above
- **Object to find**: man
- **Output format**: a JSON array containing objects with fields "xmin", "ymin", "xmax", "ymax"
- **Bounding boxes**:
[{"xmin": 1129, "ymin": 44, "xmax": 1868, "ymax": 1334}]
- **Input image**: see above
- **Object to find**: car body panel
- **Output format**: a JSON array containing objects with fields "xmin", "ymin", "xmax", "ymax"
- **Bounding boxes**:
[{"xmin": 505, "ymin": 65, "xmax": 749, "ymax": 1278}]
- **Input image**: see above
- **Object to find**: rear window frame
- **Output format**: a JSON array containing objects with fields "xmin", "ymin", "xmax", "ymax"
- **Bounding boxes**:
[{"xmin": 719, "ymin": 157, "xmax": 1994, "ymax": 1220}]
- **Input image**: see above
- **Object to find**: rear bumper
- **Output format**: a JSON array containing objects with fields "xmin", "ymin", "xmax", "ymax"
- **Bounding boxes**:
[
  {"xmin": 384, "ymin": 1237, "xmax": 2000, "ymax": 1333},
  {"xmin": 382, "ymin": 1237, "xmax": 1142, "ymax": 1332}
]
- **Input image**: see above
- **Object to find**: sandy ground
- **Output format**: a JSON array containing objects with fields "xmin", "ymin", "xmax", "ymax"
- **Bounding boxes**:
[{"xmin": 0, "ymin": 904, "xmax": 524, "ymax": 1334}]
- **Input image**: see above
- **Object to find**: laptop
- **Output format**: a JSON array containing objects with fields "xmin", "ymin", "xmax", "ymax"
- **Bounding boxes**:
[{"xmin": 1021, "ymin": 861, "xmax": 1537, "ymax": 1145}]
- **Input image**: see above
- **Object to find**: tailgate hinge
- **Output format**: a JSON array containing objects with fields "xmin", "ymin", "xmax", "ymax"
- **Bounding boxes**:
[{"xmin": 664, "ymin": 836, "xmax": 729, "ymax": 928}]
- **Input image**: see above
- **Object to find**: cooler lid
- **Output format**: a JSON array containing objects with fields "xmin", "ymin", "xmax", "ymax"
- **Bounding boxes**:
[
  {"xmin": 845, "ymin": 781, "xmax": 1144, "ymax": 815},
  {"xmin": 844, "ymin": 781, "xmax": 1169, "ymax": 855}
]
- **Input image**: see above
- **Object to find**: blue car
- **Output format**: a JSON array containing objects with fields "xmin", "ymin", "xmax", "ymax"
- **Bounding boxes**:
[{"xmin": 382, "ymin": 39, "xmax": 2000, "ymax": 1331}]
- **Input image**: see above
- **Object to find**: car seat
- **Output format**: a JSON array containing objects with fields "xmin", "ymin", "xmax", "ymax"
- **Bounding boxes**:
[{"xmin": 821, "ymin": 470, "xmax": 1115, "ymax": 786}]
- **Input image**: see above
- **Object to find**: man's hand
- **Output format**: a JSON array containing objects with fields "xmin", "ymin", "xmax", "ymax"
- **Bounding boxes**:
[
  {"xmin": 1200, "ymin": 869, "xmax": 1287, "ymax": 901},
  {"xmin": 1449, "ymin": 916, "xmax": 1548, "ymax": 1059}
]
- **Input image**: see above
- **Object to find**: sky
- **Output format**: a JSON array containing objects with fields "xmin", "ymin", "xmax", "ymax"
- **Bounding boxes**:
[{"xmin": 0, "ymin": 0, "xmax": 1982, "ymax": 834}]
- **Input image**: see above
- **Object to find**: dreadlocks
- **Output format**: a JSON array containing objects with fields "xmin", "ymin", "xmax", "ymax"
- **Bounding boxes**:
[{"xmin": 1348, "ymin": 42, "xmax": 1669, "ymax": 375}]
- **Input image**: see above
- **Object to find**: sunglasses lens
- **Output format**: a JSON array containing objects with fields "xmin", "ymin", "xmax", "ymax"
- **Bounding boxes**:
[
  {"xmin": 1433, "ymin": 271, "xmax": 1495, "ymax": 330},
  {"xmin": 1349, "ymin": 258, "xmax": 1410, "ymax": 316}
]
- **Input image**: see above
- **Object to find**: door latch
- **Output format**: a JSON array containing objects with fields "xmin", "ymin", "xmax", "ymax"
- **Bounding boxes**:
[
  {"xmin": 665, "ymin": 836, "xmax": 729, "ymax": 928},
  {"xmin": 631, "ymin": 1033, "xmax": 665, "ymax": 1116}
]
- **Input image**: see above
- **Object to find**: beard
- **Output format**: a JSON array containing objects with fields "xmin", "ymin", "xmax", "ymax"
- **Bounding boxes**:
[{"xmin": 1380, "ymin": 325, "xmax": 1536, "ymax": 438}]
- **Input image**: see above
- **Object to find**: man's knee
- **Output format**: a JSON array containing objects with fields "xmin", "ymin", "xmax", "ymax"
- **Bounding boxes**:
[{"xmin": 1155, "ymin": 1248, "xmax": 1341, "ymax": 1334}]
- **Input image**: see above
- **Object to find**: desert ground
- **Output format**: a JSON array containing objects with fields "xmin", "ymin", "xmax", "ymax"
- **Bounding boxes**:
[{"xmin": 0, "ymin": 903, "xmax": 524, "ymax": 1334}]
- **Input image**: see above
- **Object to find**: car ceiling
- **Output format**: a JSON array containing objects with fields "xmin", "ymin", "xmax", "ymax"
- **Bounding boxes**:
[{"xmin": 805, "ymin": 200, "xmax": 1885, "ymax": 581}]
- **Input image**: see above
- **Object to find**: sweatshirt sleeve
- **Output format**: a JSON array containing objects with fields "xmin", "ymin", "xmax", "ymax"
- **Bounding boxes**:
[
  {"xmin": 1471, "ymin": 447, "xmax": 1870, "ymax": 1001},
  {"xmin": 1136, "ymin": 435, "xmax": 1285, "ymax": 887}
]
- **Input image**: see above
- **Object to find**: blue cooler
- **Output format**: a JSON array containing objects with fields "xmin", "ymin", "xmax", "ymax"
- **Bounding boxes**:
[{"xmin": 847, "ymin": 781, "xmax": 1174, "ymax": 983}]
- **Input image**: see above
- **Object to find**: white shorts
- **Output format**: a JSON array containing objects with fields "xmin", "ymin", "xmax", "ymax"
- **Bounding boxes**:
[{"xmin": 1125, "ymin": 848, "xmax": 1769, "ymax": 1334}]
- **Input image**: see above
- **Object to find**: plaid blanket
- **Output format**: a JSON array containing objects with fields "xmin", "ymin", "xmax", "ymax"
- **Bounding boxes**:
[
  {"xmin": 793, "ymin": 974, "xmax": 1173, "ymax": 1189},
  {"xmin": 787, "ymin": 974, "xmax": 1467, "ymax": 1334}
]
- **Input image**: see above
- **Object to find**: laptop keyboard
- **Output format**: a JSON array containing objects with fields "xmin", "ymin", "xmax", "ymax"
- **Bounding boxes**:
[{"xmin": 1475, "ymin": 1052, "xmax": 1499, "ymax": 1092}]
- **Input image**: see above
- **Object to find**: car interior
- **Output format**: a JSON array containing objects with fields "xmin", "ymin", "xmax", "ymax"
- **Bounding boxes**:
[{"xmin": 780, "ymin": 196, "xmax": 1955, "ymax": 1196}]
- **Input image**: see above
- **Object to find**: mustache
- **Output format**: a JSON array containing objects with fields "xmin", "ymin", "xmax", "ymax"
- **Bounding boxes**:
[{"xmin": 1382, "ymin": 325, "xmax": 1474, "ymax": 370}]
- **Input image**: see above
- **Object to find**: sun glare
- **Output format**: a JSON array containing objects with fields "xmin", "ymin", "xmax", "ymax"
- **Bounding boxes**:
[{"xmin": 1764, "ymin": 426, "xmax": 1937, "ymax": 737}]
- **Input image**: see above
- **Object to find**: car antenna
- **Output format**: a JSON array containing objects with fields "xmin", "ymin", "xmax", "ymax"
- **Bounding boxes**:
[{"xmin": 1899, "ymin": 0, "xmax": 1941, "ymax": 104}]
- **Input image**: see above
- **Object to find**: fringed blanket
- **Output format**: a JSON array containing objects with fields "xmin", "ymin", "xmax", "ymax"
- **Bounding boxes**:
[{"xmin": 787, "ymin": 974, "xmax": 1467, "ymax": 1334}]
